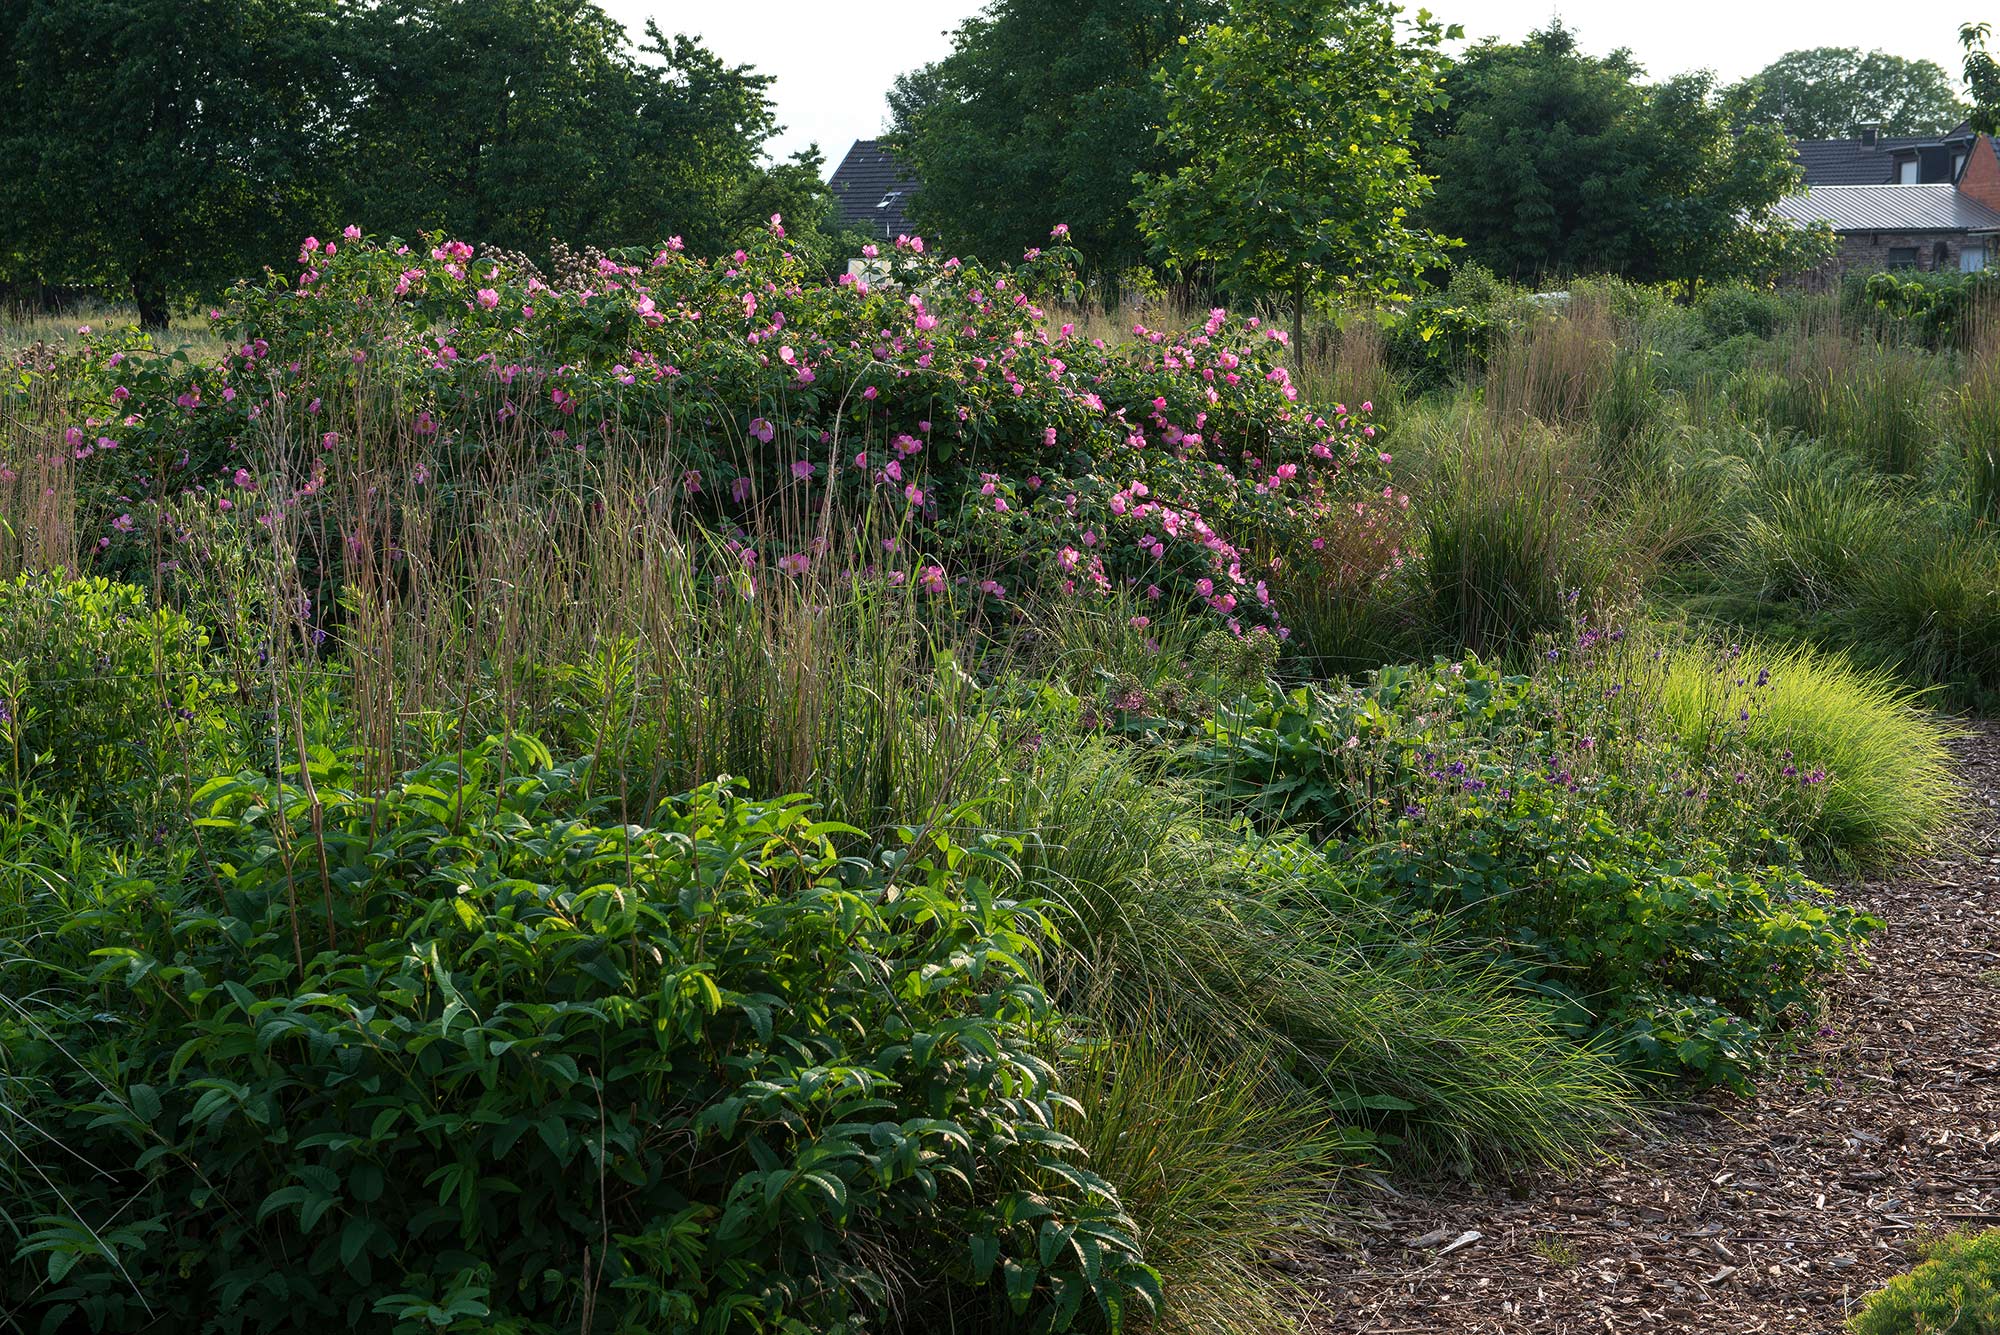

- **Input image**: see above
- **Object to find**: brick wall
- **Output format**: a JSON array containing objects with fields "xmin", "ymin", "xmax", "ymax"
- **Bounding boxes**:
[
  {"xmin": 1786, "ymin": 230, "xmax": 1985, "ymax": 291},
  {"xmin": 1960, "ymin": 134, "xmax": 2000, "ymax": 212},
  {"xmin": 1836, "ymin": 230, "xmax": 1976, "ymax": 272}
]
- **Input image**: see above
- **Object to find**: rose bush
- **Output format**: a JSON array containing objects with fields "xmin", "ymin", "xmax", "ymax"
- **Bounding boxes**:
[{"xmin": 19, "ymin": 220, "xmax": 1395, "ymax": 636}]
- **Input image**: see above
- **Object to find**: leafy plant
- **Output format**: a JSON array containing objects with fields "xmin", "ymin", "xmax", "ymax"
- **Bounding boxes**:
[
  {"xmin": 0, "ymin": 570, "xmax": 223, "ymax": 824},
  {"xmin": 1, "ymin": 737, "xmax": 1160, "ymax": 1333}
]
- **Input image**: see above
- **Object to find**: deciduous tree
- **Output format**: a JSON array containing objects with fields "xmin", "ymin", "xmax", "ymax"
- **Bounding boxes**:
[
  {"xmin": 1423, "ymin": 25, "xmax": 1828, "ymax": 289},
  {"xmin": 888, "ymin": 0, "xmax": 1219, "ymax": 274},
  {"xmin": 1135, "ymin": 0, "xmax": 1458, "ymax": 358},
  {"xmin": 0, "ymin": 0, "xmax": 341, "ymax": 327},
  {"xmin": 1731, "ymin": 47, "xmax": 1967, "ymax": 140}
]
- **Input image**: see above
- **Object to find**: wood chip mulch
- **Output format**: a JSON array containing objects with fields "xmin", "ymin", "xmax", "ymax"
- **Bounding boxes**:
[{"xmin": 1304, "ymin": 721, "xmax": 2000, "ymax": 1334}]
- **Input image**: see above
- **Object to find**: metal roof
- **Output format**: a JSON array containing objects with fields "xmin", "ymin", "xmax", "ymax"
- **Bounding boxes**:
[
  {"xmin": 829, "ymin": 140, "xmax": 920, "ymax": 240},
  {"xmin": 1770, "ymin": 183, "xmax": 2000, "ymax": 234}
]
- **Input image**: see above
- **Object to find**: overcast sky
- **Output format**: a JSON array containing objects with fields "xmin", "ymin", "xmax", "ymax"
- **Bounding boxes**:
[{"xmin": 610, "ymin": 0, "xmax": 1981, "ymax": 170}]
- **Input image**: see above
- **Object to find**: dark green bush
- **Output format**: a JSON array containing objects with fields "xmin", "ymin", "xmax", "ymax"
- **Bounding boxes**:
[
  {"xmin": 0, "ymin": 570, "xmax": 222, "ymax": 822},
  {"xmin": 1851, "ymin": 1228, "xmax": 2000, "ymax": 1334},
  {"xmin": 1694, "ymin": 283, "xmax": 1788, "ymax": 343},
  {"xmin": 1385, "ymin": 264, "xmax": 1509, "ymax": 390},
  {"xmin": 0, "ymin": 736, "xmax": 1157, "ymax": 1334}
]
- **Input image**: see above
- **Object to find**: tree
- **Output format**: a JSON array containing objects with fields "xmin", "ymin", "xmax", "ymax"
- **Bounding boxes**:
[
  {"xmin": 887, "ymin": 0, "xmax": 1220, "ymax": 275},
  {"xmin": 1135, "ymin": 0, "xmax": 1458, "ymax": 358},
  {"xmin": 1964, "ymin": 23, "xmax": 2000, "ymax": 135},
  {"xmin": 1732, "ymin": 47, "xmax": 1967, "ymax": 139},
  {"xmin": 0, "ymin": 0, "xmax": 342, "ymax": 327},
  {"xmin": 334, "ymin": 5, "xmax": 808, "ymax": 258},
  {"xmin": 1423, "ymin": 25, "xmax": 1827, "ymax": 288},
  {"xmin": 0, "ymin": 0, "xmax": 829, "ymax": 322}
]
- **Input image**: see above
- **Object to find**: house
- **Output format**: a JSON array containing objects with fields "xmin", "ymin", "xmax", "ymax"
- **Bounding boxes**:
[
  {"xmin": 1778, "ymin": 127, "xmax": 2000, "ymax": 277},
  {"xmin": 829, "ymin": 140, "xmax": 921, "ymax": 241}
]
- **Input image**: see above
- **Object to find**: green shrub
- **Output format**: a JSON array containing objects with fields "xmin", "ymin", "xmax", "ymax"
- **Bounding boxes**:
[
  {"xmin": 0, "ymin": 570, "xmax": 222, "ymax": 822},
  {"xmin": 1352, "ymin": 771, "xmax": 1871, "ymax": 1084},
  {"xmin": 1695, "ymin": 283, "xmax": 1788, "ymax": 343},
  {"xmin": 1851, "ymin": 1229, "xmax": 2000, "ymax": 1334},
  {"xmin": 1384, "ymin": 263, "xmax": 1509, "ymax": 390},
  {"xmin": 1188, "ymin": 653, "xmax": 1879, "ymax": 1083},
  {"xmin": 1, "ymin": 736, "xmax": 1159, "ymax": 1333}
]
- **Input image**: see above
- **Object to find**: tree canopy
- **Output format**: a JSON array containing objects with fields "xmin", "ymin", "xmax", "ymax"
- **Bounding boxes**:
[
  {"xmin": 1731, "ymin": 47, "xmax": 1967, "ymax": 140},
  {"xmin": 0, "ymin": 0, "xmax": 831, "ymax": 325},
  {"xmin": 887, "ymin": 0, "xmax": 1220, "ymax": 275},
  {"xmin": 1421, "ymin": 24, "xmax": 1828, "ymax": 289},
  {"xmin": 1964, "ymin": 23, "xmax": 2000, "ymax": 136},
  {"xmin": 0, "ymin": 0, "xmax": 344, "ymax": 327},
  {"xmin": 1135, "ymin": 0, "xmax": 1457, "ymax": 355}
]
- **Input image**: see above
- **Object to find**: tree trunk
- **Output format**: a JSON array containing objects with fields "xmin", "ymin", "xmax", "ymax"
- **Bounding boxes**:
[{"xmin": 132, "ymin": 264, "xmax": 170, "ymax": 332}]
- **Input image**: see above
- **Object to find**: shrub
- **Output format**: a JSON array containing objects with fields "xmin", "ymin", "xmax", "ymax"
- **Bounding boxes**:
[
  {"xmin": 0, "ymin": 570, "xmax": 222, "ymax": 822},
  {"xmin": 1695, "ymin": 283, "xmax": 1788, "ymax": 343},
  {"xmin": 1354, "ymin": 772, "xmax": 1872, "ymax": 1084},
  {"xmin": 32, "ymin": 224, "xmax": 1395, "ymax": 641},
  {"xmin": 1, "ymin": 737, "xmax": 1159, "ymax": 1333},
  {"xmin": 1188, "ymin": 652, "xmax": 1879, "ymax": 1083},
  {"xmin": 1384, "ymin": 263, "xmax": 1508, "ymax": 391},
  {"xmin": 1851, "ymin": 1229, "xmax": 2000, "ymax": 1334}
]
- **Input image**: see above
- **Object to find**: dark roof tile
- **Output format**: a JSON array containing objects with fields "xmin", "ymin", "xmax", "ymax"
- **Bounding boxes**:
[{"xmin": 829, "ymin": 140, "xmax": 920, "ymax": 240}]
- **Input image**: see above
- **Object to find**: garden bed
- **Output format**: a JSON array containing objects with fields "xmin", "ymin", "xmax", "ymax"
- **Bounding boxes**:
[{"xmin": 1307, "ymin": 722, "xmax": 2000, "ymax": 1334}]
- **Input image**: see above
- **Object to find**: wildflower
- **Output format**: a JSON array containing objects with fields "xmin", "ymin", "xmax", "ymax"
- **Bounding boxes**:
[
  {"xmin": 748, "ymin": 417, "xmax": 776, "ymax": 444},
  {"xmin": 791, "ymin": 459, "xmax": 815, "ymax": 480},
  {"xmin": 778, "ymin": 552, "xmax": 810, "ymax": 576}
]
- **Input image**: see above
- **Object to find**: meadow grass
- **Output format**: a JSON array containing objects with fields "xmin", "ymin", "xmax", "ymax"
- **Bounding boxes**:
[{"xmin": 1640, "ymin": 638, "xmax": 1960, "ymax": 865}]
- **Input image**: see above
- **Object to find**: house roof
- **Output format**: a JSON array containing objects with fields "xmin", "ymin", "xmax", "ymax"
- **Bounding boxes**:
[
  {"xmin": 829, "ymin": 140, "xmax": 919, "ymax": 240},
  {"xmin": 1794, "ymin": 124, "xmax": 1977, "ymax": 185},
  {"xmin": 1771, "ymin": 183, "xmax": 2000, "ymax": 234},
  {"xmin": 1795, "ymin": 135, "xmax": 1943, "ymax": 185}
]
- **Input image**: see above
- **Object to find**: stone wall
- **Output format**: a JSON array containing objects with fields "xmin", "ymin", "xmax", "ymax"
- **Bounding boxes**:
[{"xmin": 1790, "ymin": 230, "xmax": 1989, "ymax": 290}]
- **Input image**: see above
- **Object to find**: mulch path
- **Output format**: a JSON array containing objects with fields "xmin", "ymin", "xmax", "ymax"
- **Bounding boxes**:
[{"xmin": 1305, "ymin": 721, "xmax": 2000, "ymax": 1334}]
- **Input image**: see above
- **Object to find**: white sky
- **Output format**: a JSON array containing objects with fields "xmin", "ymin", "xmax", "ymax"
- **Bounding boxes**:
[{"xmin": 611, "ymin": 0, "xmax": 1980, "ymax": 170}]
